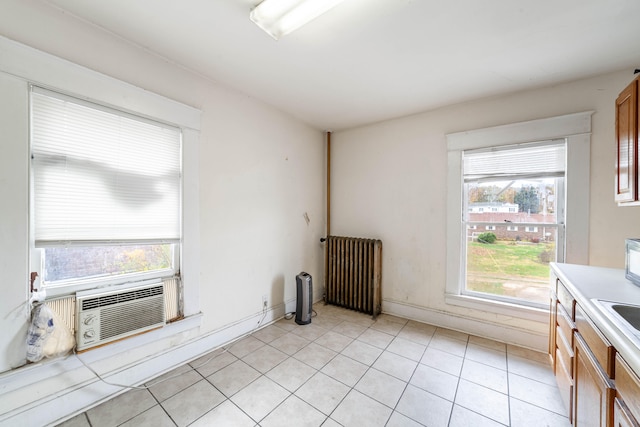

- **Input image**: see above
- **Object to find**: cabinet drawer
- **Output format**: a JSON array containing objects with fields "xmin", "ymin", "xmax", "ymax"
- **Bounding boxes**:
[
  {"xmin": 557, "ymin": 303, "xmax": 576, "ymax": 348},
  {"xmin": 557, "ymin": 281, "xmax": 576, "ymax": 320},
  {"xmin": 576, "ymin": 304, "xmax": 615, "ymax": 377},
  {"xmin": 556, "ymin": 326, "xmax": 574, "ymax": 378},
  {"xmin": 616, "ymin": 355, "xmax": 640, "ymax": 422},
  {"xmin": 614, "ymin": 397, "xmax": 640, "ymax": 427},
  {"xmin": 556, "ymin": 346, "xmax": 573, "ymax": 421}
]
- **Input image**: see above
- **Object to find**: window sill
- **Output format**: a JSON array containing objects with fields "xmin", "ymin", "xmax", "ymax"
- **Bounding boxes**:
[{"xmin": 445, "ymin": 293, "xmax": 549, "ymax": 323}]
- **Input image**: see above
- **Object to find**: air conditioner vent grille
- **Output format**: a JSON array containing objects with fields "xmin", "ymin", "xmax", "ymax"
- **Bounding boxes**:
[
  {"xmin": 100, "ymin": 297, "xmax": 165, "ymax": 340},
  {"xmin": 81, "ymin": 285, "xmax": 163, "ymax": 310}
]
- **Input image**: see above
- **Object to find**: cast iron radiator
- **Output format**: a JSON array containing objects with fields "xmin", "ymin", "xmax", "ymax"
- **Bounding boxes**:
[{"xmin": 324, "ymin": 235, "xmax": 382, "ymax": 319}]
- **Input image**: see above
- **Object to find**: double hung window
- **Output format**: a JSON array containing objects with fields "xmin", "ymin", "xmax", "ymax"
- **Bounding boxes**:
[
  {"xmin": 30, "ymin": 87, "xmax": 182, "ymax": 294},
  {"xmin": 446, "ymin": 112, "xmax": 591, "ymax": 315},
  {"xmin": 462, "ymin": 141, "xmax": 565, "ymax": 307}
]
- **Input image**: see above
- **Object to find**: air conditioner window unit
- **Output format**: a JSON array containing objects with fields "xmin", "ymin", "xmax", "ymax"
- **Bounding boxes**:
[{"xmin": 76, "ymin": 282, "xmax": 166, "ymax": 351}]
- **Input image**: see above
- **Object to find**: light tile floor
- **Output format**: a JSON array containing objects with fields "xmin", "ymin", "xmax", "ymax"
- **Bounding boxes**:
[{"xmin": 58, "ymin": 304, "xmax": 570, "ymax": 427}]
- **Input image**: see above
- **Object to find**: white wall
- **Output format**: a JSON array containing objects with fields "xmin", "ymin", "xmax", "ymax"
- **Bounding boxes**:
[
  {"xmin": 2, "ymin": 0, "xmax": 640, "ymax": 421},
  {"xmin": 331, "ymin": 70, "xmax": 640, "ymax": 347},
  {"xmin": 0, "ymin": 0, "xmax": 325, "ymax": 378},
  {"xmin": 198, "ymin": 84, "xmax": 326, "ymax": 331}
]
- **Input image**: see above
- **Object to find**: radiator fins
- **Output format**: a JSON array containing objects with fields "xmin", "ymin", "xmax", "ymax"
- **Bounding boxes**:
[{"xmin": 325, "ymin": 235, "xmax": 382, "ymax": 319}]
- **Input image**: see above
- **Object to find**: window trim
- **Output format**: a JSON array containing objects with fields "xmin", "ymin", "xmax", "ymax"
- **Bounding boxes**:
[
  {"xmin": 0, "ymin": 36, "xmax": 203, "ymax": 311},
  {"xmin": 445, "ymin": 112, "xmax": 592, "ymax": 319}
]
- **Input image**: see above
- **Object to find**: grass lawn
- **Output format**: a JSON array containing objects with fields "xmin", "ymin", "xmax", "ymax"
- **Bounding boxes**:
[
  {"xmin": 466, "ymin": 240, "xmax": 554, "ymax": 303},
  {"xmin": 467, "ymin": 240, "xmax": 553, "ymax": 279}
]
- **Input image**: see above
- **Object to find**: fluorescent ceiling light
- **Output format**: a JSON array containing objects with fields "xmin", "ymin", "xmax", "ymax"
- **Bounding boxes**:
[{"xmin": 250, "ymin": 0, "xmax": 347, "ymax": 40}]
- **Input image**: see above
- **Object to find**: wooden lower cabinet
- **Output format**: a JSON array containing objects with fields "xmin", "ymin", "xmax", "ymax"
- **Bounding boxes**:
[
  {"xmin": 574, "ymin": 334, "xmax": 614, "ymax": 427},
  {"xmin": 550, "ymin": 287, "xmax": 558, "ymax": 368},
  {"xmin": 616, "ymin": 355, "xmax": 640, "ymax": 426},
  {"xmin": 614, "ymin": 398, "xmax": 640, "ymax": 427},
  {"xmin": 549, "ymin": 271, "xmax": 640, "ymax": 427},
  {"xmin": 557, "ymin": 344, "xmax": 573, "ymax": 422}
]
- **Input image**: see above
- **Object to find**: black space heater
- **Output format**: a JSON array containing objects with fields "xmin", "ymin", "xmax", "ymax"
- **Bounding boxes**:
[{"xmin": 295, "ymin": 272, "xmax": 312, "ymax": 325}]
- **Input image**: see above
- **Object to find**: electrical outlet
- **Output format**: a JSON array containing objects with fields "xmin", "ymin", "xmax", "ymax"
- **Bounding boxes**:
[{"xmin": 262, "ymin": 294, "xmax": 268, "ymax": 308}]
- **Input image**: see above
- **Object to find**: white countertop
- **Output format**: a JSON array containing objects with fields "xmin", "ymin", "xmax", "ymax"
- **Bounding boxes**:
[{"xmin": 551, "ymin": 262, "xmax": 640, "ymax": 376}]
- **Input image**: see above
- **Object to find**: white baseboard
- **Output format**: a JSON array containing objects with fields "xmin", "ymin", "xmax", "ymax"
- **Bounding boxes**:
[
  {"xmin": 0, "ymin": 302, "xmax": 288, "ymax": 427},
  {"xmin": 382, "ymin": 299, "xmax": 548, "ymax": 352}
]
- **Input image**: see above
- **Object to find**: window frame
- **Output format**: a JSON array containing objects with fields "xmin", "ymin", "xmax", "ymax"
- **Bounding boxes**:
[
  {"xmin": 29, "ymin": 89, "xmax": 184, "ymax": 297},
  {"xmin": 29, "ymin": 88, "xmax": 183, "ymax": 296},
  {"xmin": 445, "ymin": 112, "xmax": 592, "ymax": 320},
  {"xmin": 29, "ymin": 87, "xmax": 186, "ymax": 298}
]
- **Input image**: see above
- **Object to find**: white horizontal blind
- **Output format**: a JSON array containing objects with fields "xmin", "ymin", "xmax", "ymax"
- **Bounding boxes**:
[
  {"xmin": 463, "ymin": 140, "xmax": 566, "ymax": 183},
  {"xmin": 31, "ymin": 87, "xmax": 181, "ymax": 246}
]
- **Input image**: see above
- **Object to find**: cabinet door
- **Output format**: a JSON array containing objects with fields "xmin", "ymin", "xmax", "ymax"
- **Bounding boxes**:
[
  {"xmin": 557, "ymin": 334, "xmax": 574, "ymax": 422},
  {"xmin": 615, "ymin": 78, "xmax": 638, "ymax": 203},
  {"xmin": 616, "ymin": 355, "xmax": 640, "ymax": 423},
  {"xmin": 574, "ymin": 334, "xmax": 614, "ymax": 427},
  {"xmin": 614, "ymin": 398, "xmax": 640, "ymax": 427}
]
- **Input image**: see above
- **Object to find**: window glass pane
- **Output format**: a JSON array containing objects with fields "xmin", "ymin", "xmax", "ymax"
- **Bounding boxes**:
[
  {"xmin": 464, "ymin": 177, "xmax": 561, "ymax": 306},
  {"xmin": 43, "ymin": 244, "xmax": 173, "ymax": 283},
  {"xmin": 465, "ymin": 228, "xmax": 556, "ymax": 305}
]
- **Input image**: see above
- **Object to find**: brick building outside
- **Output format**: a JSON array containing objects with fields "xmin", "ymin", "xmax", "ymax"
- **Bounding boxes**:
[{"xmin": 467, "ymin": 204, "xmax": 556, "ymax": 243}]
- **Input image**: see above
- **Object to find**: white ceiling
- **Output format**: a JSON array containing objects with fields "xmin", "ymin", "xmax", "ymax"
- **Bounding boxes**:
[{"xmin": 43, "ymin": 0, "xmax": 640, "ymax": 131}]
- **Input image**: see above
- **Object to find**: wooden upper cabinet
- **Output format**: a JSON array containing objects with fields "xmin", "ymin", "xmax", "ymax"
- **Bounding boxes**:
[{"xmin": 615, "ymin": 76, "xmax": 639, "ymax": 204}]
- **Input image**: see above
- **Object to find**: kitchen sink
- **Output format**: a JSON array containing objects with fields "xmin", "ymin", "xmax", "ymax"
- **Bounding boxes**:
[
  {"xmin": 593, "ymin": 299, "xmax": 640, "ymax": 338},
  {"xmin": 610, "ymin": 304, "xmax": 640, "ymax": 330}
]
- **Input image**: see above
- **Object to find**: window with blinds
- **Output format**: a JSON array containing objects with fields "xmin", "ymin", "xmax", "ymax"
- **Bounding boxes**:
[
  {"xmin": 30, "ymin": 87, "xmax": 182, "ymax": 288},
  {"xmin": 462, "ymin": 140, "xmax": 565, "ymax": 307}
]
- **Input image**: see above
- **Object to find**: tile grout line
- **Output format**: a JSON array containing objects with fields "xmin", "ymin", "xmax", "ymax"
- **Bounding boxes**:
[
  {"xmin": 506, "ymin": 348, "xmax": 513, "ymax": 427},
  {"xmin": 384, "ymin": 321, "xmax": 432, "ymax": 427},
  {"xmin": 445, "ymin": 333, "xmax": 470, "ymax": 427}
]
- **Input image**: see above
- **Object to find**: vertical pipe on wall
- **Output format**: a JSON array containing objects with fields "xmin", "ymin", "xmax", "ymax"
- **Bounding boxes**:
[
  {"xmin": 326, "ymin": 131, "xmax": 331, "ymax": 236},
  {"xmin": 324, "ymin": 131, "xmax": 331, "ymax": 304}
]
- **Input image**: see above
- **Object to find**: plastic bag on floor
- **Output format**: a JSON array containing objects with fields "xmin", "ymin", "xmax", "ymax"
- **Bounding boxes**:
[{"xmin": 26, "ymin": 304, "xmax": 75, "ymax": 362}]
